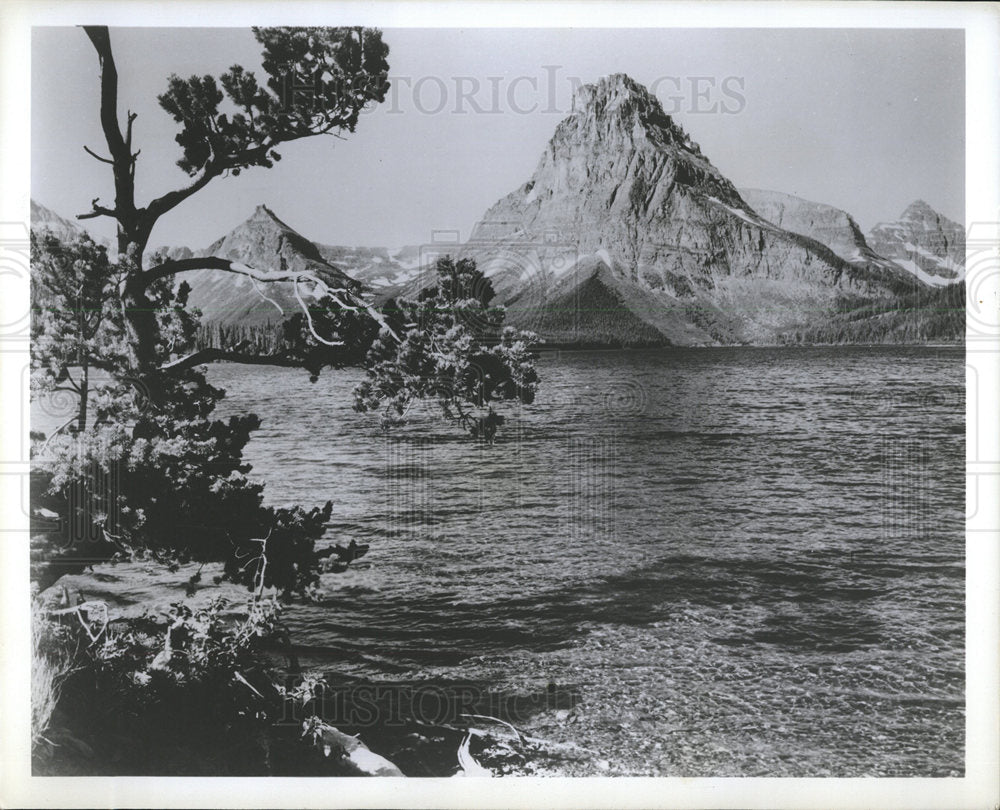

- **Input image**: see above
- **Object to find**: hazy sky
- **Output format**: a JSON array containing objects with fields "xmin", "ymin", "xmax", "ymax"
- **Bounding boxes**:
[{"xmin": 32, "ymin": 27, "xmax": 964, "ymax": 250}]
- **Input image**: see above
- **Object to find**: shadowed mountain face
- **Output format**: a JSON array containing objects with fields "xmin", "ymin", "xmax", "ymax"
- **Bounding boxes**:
[
  {"xmin": 177, "ymin": 205, "xmax": 362, "ymax": 329},
  {"xmin": 448, "ymin": 73, "xmax": 922, "ymax": 346},
  {"xmin": 867, "ymin": 200, "xmax": 965, "ymax": 287}
]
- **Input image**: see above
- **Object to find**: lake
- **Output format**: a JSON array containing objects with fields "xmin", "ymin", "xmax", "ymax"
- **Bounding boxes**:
[{"xmin": 209, "ymin": 345, "xmax": 964, "ymax": 776}]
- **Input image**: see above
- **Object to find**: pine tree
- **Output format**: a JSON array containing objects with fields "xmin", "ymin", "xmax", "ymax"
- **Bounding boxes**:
[{"xmin": 32, "ymin": 28, "xmax": 540, "ymax": 597}]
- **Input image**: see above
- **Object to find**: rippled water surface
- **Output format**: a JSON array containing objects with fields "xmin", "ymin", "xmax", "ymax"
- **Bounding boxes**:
[{"xmin": 210, "ymin": 346, "xmax": 964, "ymax": 776}]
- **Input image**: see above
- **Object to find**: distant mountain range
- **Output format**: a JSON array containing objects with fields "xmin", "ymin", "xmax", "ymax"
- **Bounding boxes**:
[
  {"xmin": 30, "ymin": 73, "xmax": 965, "ymax": 347},
  {"xmin": 440, "ymin": 74, "xmax": 961, "ymax": 345},
  {"xmin": 313, "ymin": 244, "xmax": 424, "ymax": 289},
  {"xmin": 737, "ymin": 192, "xmax": 962, "ymax": 289}
]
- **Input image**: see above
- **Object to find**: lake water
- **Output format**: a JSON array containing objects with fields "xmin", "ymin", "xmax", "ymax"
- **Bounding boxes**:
[{"xmin": 208, "ymin": 346, "xmax": 964, "ymax": 776}]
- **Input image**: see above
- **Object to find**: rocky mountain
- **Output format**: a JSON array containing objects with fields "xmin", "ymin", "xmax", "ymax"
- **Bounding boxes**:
[
  {"xmin": 31, "ymin": 199, "xmax": 110, "ymax": 247},
  {"xmin": 32, "ymin": 78, "xmax": 963, "ymax": 349},
  {"xmin": 177, "ymin": 205, "xmax": 362, "ymax": 330},
  {"xmin": 867, "ymin": 200, "xmax": 965, "ymax": 286},
  {"xmin": 739, "ymin": 189, "xmax": 888, "ymax": 268},
  {"xmin": 441, "ymin": 74, "xmax": 921, "ymax": 346}
]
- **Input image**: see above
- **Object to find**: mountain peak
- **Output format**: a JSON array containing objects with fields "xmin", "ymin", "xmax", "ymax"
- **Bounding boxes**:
[
  {"xmin": 900, "ymin": 199, "xmax": 959, "ymax": 226},
  {"xmin": 565, "ymin": 73, "xmax": 710, "ymax": 170},
  {"xmin": 573, "ymin": 74, "xmax": 680, "ymax": 131},
  {"xmin": 573, "ymin": 73, "xmax": 650, "ymax": 108},
  {"xmin": 868, "ymin": 200, "xmax": 965, "ymax": 286},
  {"xmin": 199, "ymin": 204, "xmax": 342, "ymax": 276},
  {"xmin": 249, "ymin": 203, "xmax": 289, "ymax": 228},
  {"xmin": 184, "ymin": 205, "xmax": 358, "ymax": 329},
  {"xmin": 472, "ymin": 71, "xmax": 758, "ymax": 269}
]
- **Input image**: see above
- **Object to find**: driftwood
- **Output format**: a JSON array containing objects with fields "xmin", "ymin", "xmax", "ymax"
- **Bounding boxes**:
[
  {"xmin": 48, "ymin": 601, "xmax": 109, "ymax": 644},
  {"xmin": 455, "ymin": 730, "xmax": 492, "ymax": 777},
  {"xmin": 307, "ymin": 721, "xmax": 404, "ymax": 777}
]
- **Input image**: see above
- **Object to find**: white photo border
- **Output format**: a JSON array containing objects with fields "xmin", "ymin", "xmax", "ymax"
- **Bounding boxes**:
[{"xmin": 1, "ymin": 2, "xmax": 997, "ymax": 808}]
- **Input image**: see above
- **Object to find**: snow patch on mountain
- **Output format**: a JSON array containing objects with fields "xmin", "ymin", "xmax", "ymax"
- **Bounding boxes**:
[{"xmin": 867, "ymin": 200, "xmax": 965, "ymax": 286}]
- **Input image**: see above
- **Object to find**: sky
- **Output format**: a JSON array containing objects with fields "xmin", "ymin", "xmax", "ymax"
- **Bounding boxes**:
[{"xmin": 31, "ymin": 27, "xmax": 964, "ymax": 250}]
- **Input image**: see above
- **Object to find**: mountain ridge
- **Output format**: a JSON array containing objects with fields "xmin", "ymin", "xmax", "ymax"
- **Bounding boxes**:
[
  {"xmin": 450, "ymin": 73, "xmax": 930, "ymax": 345},
  {"xmin": 738, "ymin": 188, "xmax": 882, "ymax": 266},
  {"xmin": 28, "ymin": 73, "xmax": 964, "ymax": 347}
]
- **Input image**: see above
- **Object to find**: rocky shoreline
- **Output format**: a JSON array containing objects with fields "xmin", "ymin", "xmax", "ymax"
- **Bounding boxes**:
[{"xmin": 34, "ymin": 560, "xmax": 605, "ymax": 778}]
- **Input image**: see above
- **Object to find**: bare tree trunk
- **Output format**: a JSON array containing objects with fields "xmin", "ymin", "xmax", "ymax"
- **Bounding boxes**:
[
  {"xmin": 77, "ymin": 359, "xmax": 89, "ymax": 433},
  {"xmin": 120, "ymin": 241, "xmax": 165, "ymax": 405},
  {"xmin": 81, "ymin": 27, "xmax": 167, "ymax": 406}
]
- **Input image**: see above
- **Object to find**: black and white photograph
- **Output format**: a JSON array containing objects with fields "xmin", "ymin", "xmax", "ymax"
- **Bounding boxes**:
[{"xmin": 1, "ymin": 2, "xmax": 998, "ymax": 808}]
